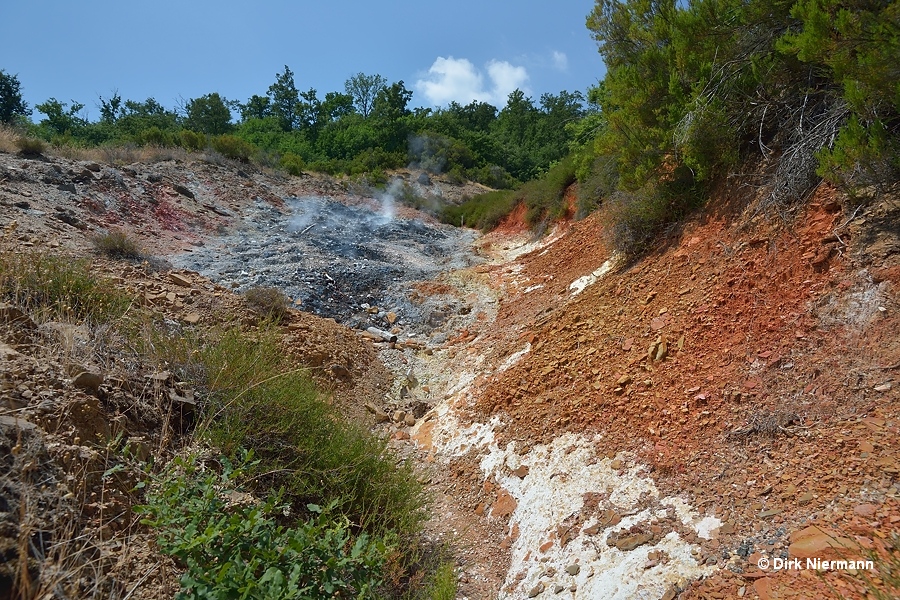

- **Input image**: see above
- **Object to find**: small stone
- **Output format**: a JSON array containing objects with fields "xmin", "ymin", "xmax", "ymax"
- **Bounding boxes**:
[
  {"xmin": 0, "ymin": 303, "xmax": 37, "ymax": 329},
  {"xmin": 616, "ymin": 374, "xmax": 632, "ymax": 386},
  {"xmin": 797, "ymin": 492, "xmax": 814, "ymax": 505},
  {"xmin": 404, "ymin": 413, "xmax": 416, "ymax": 427},
  {"xmin": 853, "ymin": 503, "xmax": 877, "ymax": 517},
  {"xmin": 513, "ymin": 465, "xmax": 530, "ymax": 478},
  {"xmin": 553, "ymin": 584, "xmax": 565, "ymax": 594},
  {"xmin": 874, "ymin": 382, "xmax": 892, "ymax": 392},
  {"xmin": 182, "ymin": 312, "xmax": 201, "ymax": 324},
  {"xmin": 616, "ymin": 532, "xmax": 652, "ymax": 551},
  {"xmin": 565, "ymin": 564, "xmax": 580, "ymax": 576},
  {"xmin": 72, "ymin": 371, "xmax": 103, "ymax": 393},
  {"xmin": 859, "ymin": 441, "xmax": 875, "ymax": 453},
  {"xmin": 168, "ymin": 272, "xmax": 193, "ymax": 287},
  {"xmin": 527, "ymin": 582, "xmax": 544, "ymax": 598},
  {"xmin": 789, "ymin": 525, "xmax": 857, "ymax": 558},
  {"xmin": 392, "ymin": 410, "xmax": 406, "ymax": 424},
  {"xmin": 491, "ymin": 489, "xmax": 517, "ymax": 518}
]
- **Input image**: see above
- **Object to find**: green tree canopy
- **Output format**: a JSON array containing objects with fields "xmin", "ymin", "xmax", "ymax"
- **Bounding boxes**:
[
  {"xmin": 268, "ymin": 65, "xmax": 300, "ymax": 132},
  {"xmin": 35, "ymin": 98, "xmax": 86, "ymax": 136},
  {"xmin": 0, "ymin": 70, "xmax": 30, "ymax": 124},
  {"xmin": 345, "ymin": 73, "xmax": 387, "ymax": 118},
  {"xmin": 185, "ymin": 92, "xmax": 233, "ymax": 135}
]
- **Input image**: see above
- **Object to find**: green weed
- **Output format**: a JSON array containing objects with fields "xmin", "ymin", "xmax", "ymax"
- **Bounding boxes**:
[{"xmin": 139, "ymin": 452, "xmax": 387, "ymax": 599}]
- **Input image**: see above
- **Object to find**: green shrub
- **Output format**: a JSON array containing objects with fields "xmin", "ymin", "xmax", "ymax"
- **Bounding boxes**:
[
  {"xmin": 140, "ymin": 452, "xmax": 387, "ymax": 599},
  {"xmin": 575, "ymin": 155, "xmax": 618, "ymax": 218},
  {"xmin": 520, "ymin": 157, "xmax": 577, "ymax": 226},
  {"xmin": 472, "ymin": 164, "xmax": 515, "ymax": 189},
  {"xmin": 15, "ymin": 136, "xmax": 46, "ymax": 156},
  {"xmin": 349, "ymin": 147, "xmax": 404, "ymax": 174},
  {"xmin": 197, "ymin": 329, "xmax": 426, "ymax": 540},
  {"xmin": 445, "ymin": 156, "xmax": 576, "ymax": 232},
  {"xmin": 604, "ymin": 168, "xmax": 701, "ymax": 256},
  {"xmin": 92, "ymin": 229, "xmax": 144, "ymax": 260},
  {"xmin": 137, "ymin": 126, "xmax": 176, "ymax": 147},
  {"xmin": 179, "ymin": 130, "xmax": 206, "ymax": 152},
  {"xmin": 210, "ymin": 134, "xmax": 255, "ymax": 162},
  {"xmin": 442, "ymin": 190, "xmax": 518, "ymax": 231},
  {"xmin": 280, "ymin": 152, "xmax": 305, "ymax": 176},
  {"xmin": 0, "ymin": 251, "xmax": 131, "ymax": 322},
  {"xmin": 244, "ymin": 286, "xmax": 290, "ymax": 323}
]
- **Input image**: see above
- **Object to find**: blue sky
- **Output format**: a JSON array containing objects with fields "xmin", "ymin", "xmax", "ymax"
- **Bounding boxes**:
[{"xmin": 1, "ymin": 0, "xmax": 606, "ymax": 121}]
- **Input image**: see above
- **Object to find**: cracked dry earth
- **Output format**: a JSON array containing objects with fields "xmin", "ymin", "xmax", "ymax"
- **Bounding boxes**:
[{"xmin": 1, "ymin": 149, "xmax": 899, "ymax": 600}]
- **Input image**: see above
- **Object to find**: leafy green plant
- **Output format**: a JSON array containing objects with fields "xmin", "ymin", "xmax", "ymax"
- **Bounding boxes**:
[
  {"xmin": 136, "ymin": 126, "xmax": 175, "ymax": 147},
  {"xmin": 210, "ymin": 134, "xmax": 255, "ymax": 162},
  {"xmin": 280, "ymin": 152, "xmax": 305, "ymax": 176},
  {"xmin": 139, "ymin": 452, "xmax": 388, "ymax": 599},
  {"xmin": 179, "ymin": 130, "xmax": 206, "ymax": 152},
  {"xmin": 197, "ymin": 328, "xmax": 426, "ymax": 540}
]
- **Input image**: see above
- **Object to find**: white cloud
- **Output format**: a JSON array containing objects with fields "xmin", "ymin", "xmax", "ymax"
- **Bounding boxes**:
[
  {"xmin": 551, "ymin": 50, "xmax": 568, "ymax": 72},
  {"xmin": 415, "ymin": 56, "xmax": 529, "ymax": 107}
]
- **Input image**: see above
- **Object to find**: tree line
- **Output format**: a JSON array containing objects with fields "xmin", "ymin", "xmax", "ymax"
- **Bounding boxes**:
[{"xmin": 0, "ymin": 66, "xmax": 588, "ymax": 187}]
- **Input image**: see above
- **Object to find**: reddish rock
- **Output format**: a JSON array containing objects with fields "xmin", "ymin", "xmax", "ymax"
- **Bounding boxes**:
[
  {"xmin": 788, "ymin": 526, "xmax": 857, "ymax": 558},
  {"xmin": 490, "ymin": 489, "xmax": 517, "ymax": 518}
]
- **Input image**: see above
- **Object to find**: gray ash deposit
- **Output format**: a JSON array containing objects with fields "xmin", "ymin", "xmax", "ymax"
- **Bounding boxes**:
[{"xmin": 173, "ymin": 194, "xmax": 482, "ymax": 334}]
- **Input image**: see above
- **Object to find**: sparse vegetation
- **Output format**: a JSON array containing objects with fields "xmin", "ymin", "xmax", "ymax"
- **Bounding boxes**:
[
  {"xmin": 0, "ymin": 250, "xmax": 131, "ymax": 323},
  {"xmin": 243, "ymin": 285, "xmax": 290, "ymax": 323},
  {"xmin": 427, "ymin": 561, "xmax": 459, "ymax": 600},
  {"xmin": 92, "ymin": 229, "xmax": 144, "ymax": 260},
  {"xmin": 443, "ymin": 157, "xmax": 576, "ymax": 231},
  {"xmin": 0, "ymin": 244, "xmax": 439, "ymax": 598},
  {"xmin": 196, "ymin": 328, "xmax": 426, "ymax": 540},
  {"xmin": 15, "ymin": 135, "xmax": 45, "ymax": 156}
]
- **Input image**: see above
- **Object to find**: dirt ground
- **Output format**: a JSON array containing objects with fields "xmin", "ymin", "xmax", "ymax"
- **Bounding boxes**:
[
  {"xmin": 1, "ymin": 147, "xmax": 898, "ymax": 599},
  {"xmin": 414, "ymin": 180, "xmax": 899, "ymax": 599}
]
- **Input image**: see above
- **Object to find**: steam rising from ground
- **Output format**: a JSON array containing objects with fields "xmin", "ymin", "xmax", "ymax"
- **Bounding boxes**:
[{"xmin": 175, "ymin": 194, "xmax": 480, "ymax": 329}]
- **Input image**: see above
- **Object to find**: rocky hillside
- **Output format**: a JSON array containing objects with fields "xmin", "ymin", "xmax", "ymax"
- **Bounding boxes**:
[{"xmin": 0, "ymin": 146, "xmax": 898, "ymax": 599}]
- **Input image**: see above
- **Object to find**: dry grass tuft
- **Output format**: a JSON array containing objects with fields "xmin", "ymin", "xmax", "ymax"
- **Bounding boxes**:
[
  {"xmin": 92, "ymin": 229, "xmax": 144, "ymax": 260},
  {"xmin": 244, "ymin": 286, "xmax": 290, "ymax": 323},
  {"xmin": 0, "ymin": 123, "xmax": 19, "ymax": 153}
]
